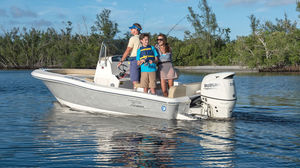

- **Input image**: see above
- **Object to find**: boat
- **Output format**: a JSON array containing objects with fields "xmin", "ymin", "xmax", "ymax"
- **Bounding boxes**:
[{"xmin": 31, "ymin": 42, "xmax": 236, "ymax": 120}]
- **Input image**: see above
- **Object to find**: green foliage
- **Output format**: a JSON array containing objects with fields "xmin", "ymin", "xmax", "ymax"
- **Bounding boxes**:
[
  {"xmin": 0, "ymin": 9, "xmax": 121, "ymax": 69},
  {"xmin": 232, "ymin": 11, "xmax": 300, "ymax": 68},
  {"xmin": 0, "ymin": 2, "xmax": 299, "ymax": 69},
  {"xmin": 185, "ymin": 0, "xmax": 230, "ymax": 64},
  {"xmin": 249, "ymin": 14, "xmax": 260, "ymax": 35},
  {"xmin": 91, "ymin": 9, "xmax": 119, "ymax": 41},
  {"xmin": 213, "ymin": 43, "xmax": 237, "ymax": 65}
]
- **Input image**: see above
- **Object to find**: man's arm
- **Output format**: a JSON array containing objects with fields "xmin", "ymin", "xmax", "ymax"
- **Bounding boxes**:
[{"xmin": 118, "ymin": 47, "xmax": 132, "ymax": 66}]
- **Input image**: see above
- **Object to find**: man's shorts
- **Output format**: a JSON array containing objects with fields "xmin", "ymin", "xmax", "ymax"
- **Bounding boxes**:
[
  {"xmin": 140, "ymin": 72, "xmax": 156, "ymax": 88},
  {"xmin": 130, "ymin": 58, "xmax": 140, "ymax": 82}
]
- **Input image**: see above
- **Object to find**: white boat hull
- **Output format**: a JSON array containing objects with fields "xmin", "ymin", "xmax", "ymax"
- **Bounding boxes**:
[{"xmin": 33, "ymin": 69, "xmax": 192, "ymax": 120}]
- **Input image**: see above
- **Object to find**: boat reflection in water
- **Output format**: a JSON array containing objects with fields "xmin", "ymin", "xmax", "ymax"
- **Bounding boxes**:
[
  {"xmin": 196, "ymin": 121, "xmax": 235, "ymax": 167},
  {"xmin": 39, "ymin": 102, "xmax": 235, "ymax": 167}
]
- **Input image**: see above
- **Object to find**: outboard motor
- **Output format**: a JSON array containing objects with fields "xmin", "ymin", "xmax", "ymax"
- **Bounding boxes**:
[{"xmin": 200, "ymin": 72, "xmax": 236, "ymax": 118}]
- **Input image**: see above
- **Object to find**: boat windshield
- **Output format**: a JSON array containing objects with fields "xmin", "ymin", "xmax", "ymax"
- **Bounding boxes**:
[
  {"xmin": 98, "ymin": 42, "xmax": 107, "ymax": 60},
  {"xmin": 99, "ymin": 41, "xmax": 129, "ymax": 59}
]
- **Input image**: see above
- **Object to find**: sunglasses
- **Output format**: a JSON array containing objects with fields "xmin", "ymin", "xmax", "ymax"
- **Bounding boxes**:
[{"xmin": 157, "ymin": 39, "xmax": 164, "ymax": 41}]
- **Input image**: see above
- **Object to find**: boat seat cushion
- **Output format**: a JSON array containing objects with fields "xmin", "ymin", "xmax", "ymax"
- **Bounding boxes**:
[
  {"xmin": 183, "ymin": 82, "xmax": 201, "ymax": 96},
  {"xmin": 85, "ymin": 77, "xmax": 94, "ymax": 82},
  {"xmin": 168, "ymin": 85, "xmax": 186, "ymax": 98}
]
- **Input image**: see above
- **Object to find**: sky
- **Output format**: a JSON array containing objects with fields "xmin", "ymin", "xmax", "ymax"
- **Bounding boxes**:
[{"xmin": 0, "ymin": 0, "xmax": 299, "ymax": 40}]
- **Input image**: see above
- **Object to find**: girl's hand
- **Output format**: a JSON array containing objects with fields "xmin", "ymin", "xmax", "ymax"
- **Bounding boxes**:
[{"xmin": 149, "ymin": 60, "xmax": 153, "ymax": 64}]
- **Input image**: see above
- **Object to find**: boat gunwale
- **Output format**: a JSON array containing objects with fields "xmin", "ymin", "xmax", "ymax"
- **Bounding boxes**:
[{"xmin": 32, "ymin": 69, "xmax": 191, "ymax": 104}]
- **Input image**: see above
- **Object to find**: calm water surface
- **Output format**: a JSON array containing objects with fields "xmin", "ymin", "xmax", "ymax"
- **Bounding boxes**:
[{"xmin": 0, "ymin": 70, "xmax": 299, "ymax": 167}]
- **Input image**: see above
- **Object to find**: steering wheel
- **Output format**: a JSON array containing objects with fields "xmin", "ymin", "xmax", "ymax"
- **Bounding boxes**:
[
  {"xmin": 118, "ymin": 63, "xmax": 127, "ymax": 72},
  {"xmin": 116, "ymin": 63, "xmax": 128, "ymax": 79}
]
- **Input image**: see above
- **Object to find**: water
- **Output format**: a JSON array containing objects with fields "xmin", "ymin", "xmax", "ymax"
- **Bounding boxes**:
[{"xmin": 0, "ymin": 70, "xmax": 299, "ymax": 167}]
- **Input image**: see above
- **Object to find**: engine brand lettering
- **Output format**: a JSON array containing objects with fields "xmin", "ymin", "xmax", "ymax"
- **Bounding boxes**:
[{"xmin": 204, "ymin": 83, "xmax": 218, "ymax": 89}]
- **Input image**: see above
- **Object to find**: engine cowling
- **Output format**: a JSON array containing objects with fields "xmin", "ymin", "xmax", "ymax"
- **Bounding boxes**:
[
  {"xmin": 201, "ymin": 72, "xmax": 236, "ymax": 100},
  {"xmin": 200, "ymin": 72, "xmax": 236, "ymax": 118}
]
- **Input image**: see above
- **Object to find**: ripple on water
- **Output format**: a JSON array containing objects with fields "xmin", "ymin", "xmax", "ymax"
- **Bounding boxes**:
[{"xmin": 0, "ymin": 71, "xmax": 300, "ymax": 167}]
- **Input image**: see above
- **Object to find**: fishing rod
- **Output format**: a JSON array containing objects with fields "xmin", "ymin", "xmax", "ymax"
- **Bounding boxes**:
[{"xmin": 166, "ymin": 15, "xmax": 187, "ymax": 36}]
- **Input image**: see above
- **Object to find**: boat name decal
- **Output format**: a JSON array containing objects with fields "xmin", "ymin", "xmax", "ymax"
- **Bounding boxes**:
[
  {"xmin": 129, "ymin": 100, "xmax": 144, "ymax": 108},
  {"xmin": 130, "ymin": 104, "xmax": 144, "ymax": 108}
]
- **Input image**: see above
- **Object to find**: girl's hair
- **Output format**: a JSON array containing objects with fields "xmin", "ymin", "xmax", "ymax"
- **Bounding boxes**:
[{"xmin": 158, "ymin": 33, "xmax": 170, "ymax": 53}]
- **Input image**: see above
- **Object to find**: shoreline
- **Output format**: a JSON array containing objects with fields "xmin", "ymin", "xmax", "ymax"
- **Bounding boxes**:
[
  {"xmin": 175, "ymin": 66, "xmax": 259, "ymax": 73},
  {"xmin": 2, "ymin": 65, "xmax": 300, "ymax": 73}
]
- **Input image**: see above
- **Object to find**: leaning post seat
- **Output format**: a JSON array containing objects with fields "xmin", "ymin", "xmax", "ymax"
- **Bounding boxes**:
[
  {"xmin": 183, "ymin": 82, "xmax": 202, "ymax": 96},
  {"xmin": 168, "ymin": 85, "xmax": 187, "ymax": 98}
]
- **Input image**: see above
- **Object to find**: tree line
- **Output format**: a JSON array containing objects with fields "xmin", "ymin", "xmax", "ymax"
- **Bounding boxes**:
[{"xmin": 0, "ymin": 0, "xmax": 299, "ymax": 70}]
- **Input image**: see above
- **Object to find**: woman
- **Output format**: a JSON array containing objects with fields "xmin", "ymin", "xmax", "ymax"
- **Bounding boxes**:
[{"xmin": 155, "ymin": 33, "xmax": 178, "ymax": 97}]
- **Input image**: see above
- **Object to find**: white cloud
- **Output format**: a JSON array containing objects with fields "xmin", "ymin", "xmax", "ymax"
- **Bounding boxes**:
[
  {"xmin": 57, "ymin": 13, "xmax": 67, "ymax": 19},
  {"xmin": 6, "ymin": 19, "xmax": 52, "ymax": 28},
  {"xmin": 38, "ymin": 7, "xmax": 69, "ymax": 20},
  {"xmin": 266, "ymin": 0, "xmax": 295, "ymax": 7},
  {"xmin": 112, "ymin": 2, "xmax": 118, "ymax": 6},
  {"xmin": 254, "ymin": 7, "xmax": 269, "ymax": 13},
  {"xmin": 167, "ymin": 0, "xmax": 189, "ymax": 2},
  {"xmin": 110, "ymin": 8, "xmax": 138, "ymax": 23},
  {"xmin": 141, "ymin": 16, "xmax": 189, "ymax": 36},
  {"xmin": 226, "ymin": 0, "xmax": 295, "ymax": 7},
  {"xmin": 10, "ymin": 6, "xmax": 37, "ymax": 18},
  {"xmin": 226, "ymin": 0, "xmax": 259, "ymax": 6},
  {"xmin": 0, "ymin": 8, "xmax": 7, "ymax": 17},
  {"xmin": 9, "ymin": 20, "xmax": 21, "ymax": 25},
  {"xmin": 32, "ymin": 19, "xmax": 52, "ymax": 27}
]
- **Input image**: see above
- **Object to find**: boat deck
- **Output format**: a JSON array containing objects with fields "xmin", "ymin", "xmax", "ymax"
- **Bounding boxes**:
[{"xmin": 46, "ymin": 69, "xmax": 202, "ymax": 98}]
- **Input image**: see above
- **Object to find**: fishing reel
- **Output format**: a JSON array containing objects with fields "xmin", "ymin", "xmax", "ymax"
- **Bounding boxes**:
[
  {"xmin": 142, "ymin": 58, "xmax": 154, "ymax": 66},
  {"xmin": 116, "ymin": 63, "xmax": 128, "ymax": 79},
  {"xmin": 143, "ymin": 59, "xmax": 149, "ymax": 66}
]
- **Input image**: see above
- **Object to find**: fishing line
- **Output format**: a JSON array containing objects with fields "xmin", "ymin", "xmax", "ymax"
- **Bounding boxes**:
[{"xmin": 166, "ymin": 15, "xmax": 187, "ymax": 36}]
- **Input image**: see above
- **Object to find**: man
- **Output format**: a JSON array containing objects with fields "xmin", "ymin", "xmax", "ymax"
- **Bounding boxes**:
[{"xmin": 118, "ymin": 23, "xmax": 142, "ymax": 88}]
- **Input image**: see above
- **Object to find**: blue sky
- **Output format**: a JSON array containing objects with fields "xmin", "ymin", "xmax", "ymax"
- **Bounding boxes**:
[{"xmin": 0, "ymin": 0, "xmax": 298, "ymax": 40}]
